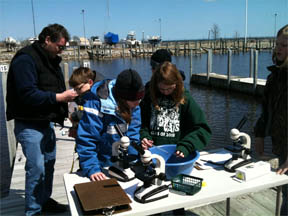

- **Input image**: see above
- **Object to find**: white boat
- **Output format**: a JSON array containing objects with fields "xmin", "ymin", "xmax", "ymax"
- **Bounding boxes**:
[
  {"xmin": 125, "ymin": 31, "xmax": 141, "ymax": 47},
  {"xmin": 148, "ymin": 35, "xmax": 161, "ymax": 46},
  {"xmin": 4, "ymin": 37, "xmax": 20, "ymax": 51},
  {"xmin": 28, "ymin": 37, "xmax": 38, "ymax": 44},
  {"xmin": 91, "ymin": 36, "xmax": 102, "ymax": 47}
]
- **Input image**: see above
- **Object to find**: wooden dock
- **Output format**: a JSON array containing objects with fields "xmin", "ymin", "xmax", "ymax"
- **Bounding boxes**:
[
  {"xmin": 0, "ymin": 120, "xmax": 280, "ymax": 216},
  {"xmin": 191, "ymin": 73, "xmax": 266, "ymax": 97}
]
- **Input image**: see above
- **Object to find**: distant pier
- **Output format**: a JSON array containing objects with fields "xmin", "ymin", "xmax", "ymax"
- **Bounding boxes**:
[
  {"xmin": 191, "ymin": 73, "xmax": 266, "ymax": 96},
  {"xmin": 85, "ymin": 37, "xmax": 274, "ymax": 60},
  {"xmin": 0, "ymin": 37, "xmax": 275, "ymax": 62},
  {"xmin": 189, "ymin": 49, "xmax": 266, "ymax": 97}
]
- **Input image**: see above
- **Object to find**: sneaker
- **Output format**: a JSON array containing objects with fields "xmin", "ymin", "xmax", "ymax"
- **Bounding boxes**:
[{"xmin": 42, "ymin": 198, "xmax": 67, "ymax": 213}]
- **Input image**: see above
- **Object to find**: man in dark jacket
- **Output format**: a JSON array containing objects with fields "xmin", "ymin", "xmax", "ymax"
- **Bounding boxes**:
[{"xmin": 6, "ymin": 23, "xmax": 77, "ymax": 216}]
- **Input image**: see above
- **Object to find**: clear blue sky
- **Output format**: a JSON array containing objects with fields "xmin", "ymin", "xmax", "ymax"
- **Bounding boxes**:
[{"xmin": 0, "ymin": 0, "xmax": 287, "ymax": 41}]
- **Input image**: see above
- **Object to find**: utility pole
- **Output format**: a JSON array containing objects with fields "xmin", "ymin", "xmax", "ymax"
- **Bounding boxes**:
[
  {"xmin": 31, "ymin": 0, "xmax": 37, "ymax": 38},
  {"xmin": 274, "ymin": 13, "xmax": 277, "ymax": 37},
  {"xmin": 81, "ymin": 9, "xmax": 87, "ymax": 50},
  {"xmin": 142, "ymin": 31, "xmax": 145, "ymax": 43},
  {"xmin": 159, "ymin": 18, "xmax": 162, "ymax": 39},
  {"xmin": 244, "ymin": 0, "xmax": 248, "ymax": 45}
]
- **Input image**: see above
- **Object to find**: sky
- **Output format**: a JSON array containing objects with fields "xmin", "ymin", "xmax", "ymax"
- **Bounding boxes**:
[{"xmin": 0, "ymin": 0, "xmax": 287, "ymax": 42}]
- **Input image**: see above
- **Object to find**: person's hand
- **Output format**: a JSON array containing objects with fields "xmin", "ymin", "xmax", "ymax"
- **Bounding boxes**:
[
  {"xmin": 141, "ymin": 138, "xmax": 154, "ymax": 150},
  {"xmin": 56, "ymin": 89, "xmax": 78, "ymax": 103},
  {"xmin": 175, "ymin": 151, "xmax": 184, "ymax": 158},
  {"xmin": 277, "ymin": 157, "xmax": 288, "ymax": 175},
  {"xmin": 254, "ymin": 137, "xmax": 264, "ymax": 157},
  {"xmin": 68, "ymin": 127, "xmax": 77, "ymax": 138},
  {"xmin": 90, "ymin": 172, "xmax": 107, "ymax": 181}
]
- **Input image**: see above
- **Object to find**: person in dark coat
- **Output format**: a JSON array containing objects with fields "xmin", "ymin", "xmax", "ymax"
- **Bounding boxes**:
[
  {"xmin": 6, "ymin": 23, "xmax": 77, "ymax": 216},
  {"xmin": 254, "ymin": 24, "xmax": 288, "ymax": 216}
]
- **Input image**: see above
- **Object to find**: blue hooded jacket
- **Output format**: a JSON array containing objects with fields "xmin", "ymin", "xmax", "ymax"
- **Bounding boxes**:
[{"xmin": 76, "ymin": 79, "xmax": 140, "ymax": 178}]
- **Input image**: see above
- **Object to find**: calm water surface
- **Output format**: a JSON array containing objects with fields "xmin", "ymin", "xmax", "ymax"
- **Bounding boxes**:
[
  {"xmin": 1, "ymin": 52, "xmax": 274, "ymax": 155},
  {"xmin": 64, "ymin": 51, "xmax": 273, "ymax": 154}
]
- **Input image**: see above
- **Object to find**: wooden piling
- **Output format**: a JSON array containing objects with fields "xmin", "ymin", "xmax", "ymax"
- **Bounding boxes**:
[
  {"xmin": 249, "ymin": 49, "xmax": 254, "ymax": 78},
  {"xmin": 253, "ymin": 50, "xmax": 259, "ymax": 91},
  {"xmin": 63, "ymin": 63, "xmax": 69, "ymax": 89},
  {"xmin": 207, "ymin": 49, "xmax": 212, "ymax": 81},
  {"xmin": 189, "ymin": 49, "xmax": 193, "ymax": 78},
  {"xmin": 227, "ymin": 49, "xmax": 232, "ymax": 86},
  {"xmin": 0, "ymin": 67, "xmax": 17, "ymax": 198}
]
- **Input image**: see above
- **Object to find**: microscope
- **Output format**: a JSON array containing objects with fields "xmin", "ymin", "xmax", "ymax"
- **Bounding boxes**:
[
  {"xmin": 130, "ymin": 142, "xmax": 169, "ymax": 203},
  {"xmin": 224, "ymin": 116, "xmax": 253, "ymax": 172},
  {"xmin": 108, "ymin": 125, "xmax": 136, "ymax": 182}
]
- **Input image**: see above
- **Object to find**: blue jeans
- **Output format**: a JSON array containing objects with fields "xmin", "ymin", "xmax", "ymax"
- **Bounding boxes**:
[
  {"xmin": 14, "ymin": 120, "xmax": 56, "ymax": 216},
  {"xmin": 279, "ymin": 155, "xmax": 288, "ymax": 216}
]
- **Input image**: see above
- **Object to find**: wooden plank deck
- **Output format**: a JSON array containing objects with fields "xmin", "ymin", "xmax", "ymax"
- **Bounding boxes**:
[{"xmin": 0, "ymin": 120, "xmax": 279, "ymax": 216}]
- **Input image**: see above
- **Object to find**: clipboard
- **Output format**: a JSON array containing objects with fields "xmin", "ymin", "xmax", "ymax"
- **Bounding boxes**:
[{"xmin": 74, "ymin": 178, "xmax": 132, "ymax": 215}]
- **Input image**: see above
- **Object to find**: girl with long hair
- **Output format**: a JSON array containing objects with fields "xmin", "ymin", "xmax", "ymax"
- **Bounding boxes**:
[{"xmin": 140, "ymin": 62, "xmax": 211, "ymax": 157}]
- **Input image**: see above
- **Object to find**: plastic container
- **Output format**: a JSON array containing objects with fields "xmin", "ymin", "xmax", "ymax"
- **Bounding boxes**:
[
  {"xmin": 149, "ymin": 144, "xmax": 199, "ymax": 180},
  {"xmin": 171, "ymin": 174, "xmax": 203, "ymax": 195}
]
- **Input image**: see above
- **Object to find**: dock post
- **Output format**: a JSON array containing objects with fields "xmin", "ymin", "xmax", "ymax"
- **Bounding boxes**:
[
  {"xmin": 63, "ymin": 63, "xmax": 69, "ymax": 90},
  {"xmin": 142, "ymin": 44, "xmax": 145, "ymax": 57},
  {"xmin": 138, "ymin": 44, "xmax": 141, "ymax": 57},
  {"xmin": 122, "ymin": 44, "xmax": 125, "ymax": 58},
  {"xmin": 77, "ymin": 46, "xmax": 80, "ymax": 61},
  {"xmin": 190, "ymin": 49, "xmax": 193, "ymax": 79},
  {"xmin": 253, "ymin": 50, "xmax": 258, "ymax": 92},
  {"xmin": 174, "ymin": 42, "xmax": 177, "ymax": 56},
  {"xmin": 1, "ymin": 65, "xmax": 17, "ymax": 198},
  {"xmin": 109, "ymin": 46, "xmax": 112, "ymax": 60},
  {"xmin": 249, "ymin": 49, "xmax": 254, "ymax": 78},
  {"xmin": 184, "ymin": 43, "xmax": 186, "ymax": 56},
  {"xmin": 207, "ymin": 49, "xmax": 212, "ymax": 81},
  {"xmin": 73, "ymin": 46, "xmax": 76, "ymax": 59},
  {"xmin": 227, "ymin": 49, "xmax": 232, "ymax": 87}
]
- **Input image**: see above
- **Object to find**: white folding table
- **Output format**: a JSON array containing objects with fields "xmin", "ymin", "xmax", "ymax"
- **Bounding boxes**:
[{"xmin": 63, "ymin": 158, "xmax": 288, "ymax": 216}]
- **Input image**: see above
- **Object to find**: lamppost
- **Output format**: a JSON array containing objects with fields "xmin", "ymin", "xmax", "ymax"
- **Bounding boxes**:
[
  {"xmin": 142, "ymin": 31, "xmax": 145, "ymax": 43},
  {"xmin": 159, "ymin": 18, "xmax": 162, "ymax": 39},
  {"xmin": 81, "ymin": 9, "xmax": 87, "ymax": 50},
  {"xmin": 31, "ymin": 0, "xmax": 37, "ymax": 39},
  {"xmin": 208, "ymin": 29, "xmax": 211, "ymax": 47},
  {"xmin": 274, "ymin": 13, "xmax": 277, "ymax": 37},
  {"xmin": 244, "ymin": 0, "xmax": 248, "ymax": 46}
]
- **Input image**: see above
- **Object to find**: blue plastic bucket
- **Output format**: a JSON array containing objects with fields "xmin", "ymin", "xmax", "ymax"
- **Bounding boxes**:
[{"xmin": 149, "ymin": 144, "xmax": 199, "ymax": 180}]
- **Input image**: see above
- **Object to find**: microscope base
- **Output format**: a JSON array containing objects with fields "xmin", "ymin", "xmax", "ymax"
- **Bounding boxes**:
[
  {"xmin": 134, "ymin": 184, "xmax": 169, "ymax": 203},
  {"xmin": 224, "ymin": 158, "xmax": 252, "ymax": 173},
  {"xmin": 108, "ymin": 166, "xmax": 135, "ymax": 182}
]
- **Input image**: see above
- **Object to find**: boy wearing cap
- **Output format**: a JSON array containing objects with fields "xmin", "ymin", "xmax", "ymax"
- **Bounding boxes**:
[
  {"xmin": 150, "ymin": 49, "xmax": 185, "ymax": 80},
  {"xmin": 76, "ymin": 69, "xmax": 144, "ymax": 181}
]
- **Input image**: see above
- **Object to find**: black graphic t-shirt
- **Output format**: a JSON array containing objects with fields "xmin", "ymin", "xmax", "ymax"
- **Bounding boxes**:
[
  {"xmin": 150, "ymin": 96, "xmax": 180, "ymax": 139},
  {"xmin": 140, "ymin": 89, "xmax": 212, "ymax": 157}
]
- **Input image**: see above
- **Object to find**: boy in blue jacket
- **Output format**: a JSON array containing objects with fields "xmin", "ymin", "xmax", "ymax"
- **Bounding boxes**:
[{"xmin": 76, "ymin": 69, "xmax": 145, "ymax": 181}]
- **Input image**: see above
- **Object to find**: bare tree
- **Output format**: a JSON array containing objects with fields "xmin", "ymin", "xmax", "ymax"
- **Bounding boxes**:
[{"xmin": 211, "ymin": 24, "xmax": 220, "ymax": 39}]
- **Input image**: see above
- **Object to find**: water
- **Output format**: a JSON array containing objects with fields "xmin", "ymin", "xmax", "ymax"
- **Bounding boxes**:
[
  {"xmin": 65, "ymin": 51, "xmax": 273, "ymax": 154},
  {"xmin": 1, "ymin": 51, "xmax": 274, "ymax": 155},
  {"xmin": 67, "ymin": 50, "xmax": 273, "ymax": 89}
]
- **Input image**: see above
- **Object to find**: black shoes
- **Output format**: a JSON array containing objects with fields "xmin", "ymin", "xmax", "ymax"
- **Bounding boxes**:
[{"xmin": 42, "ymin": 198, "xmax": 68, "ymax": 213}]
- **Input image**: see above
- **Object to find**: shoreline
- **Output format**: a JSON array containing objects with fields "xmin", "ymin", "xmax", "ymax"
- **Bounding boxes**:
[{"xmin": 0, "ymin": 38, "xmax": 274, "ymax": 63}]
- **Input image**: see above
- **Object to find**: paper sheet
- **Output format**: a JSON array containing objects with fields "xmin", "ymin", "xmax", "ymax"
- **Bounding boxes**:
[{"xmin": 195, "ymin": 149, "xmax": 232, "ymax": 170}]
